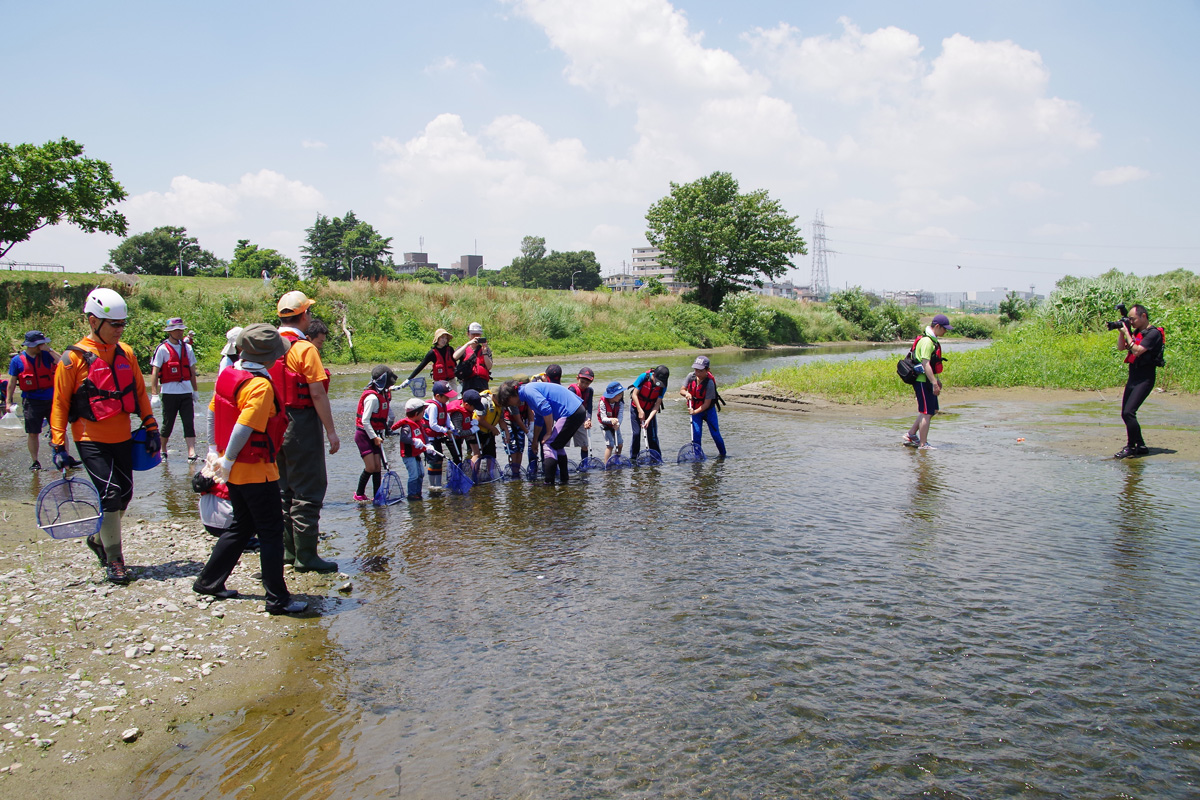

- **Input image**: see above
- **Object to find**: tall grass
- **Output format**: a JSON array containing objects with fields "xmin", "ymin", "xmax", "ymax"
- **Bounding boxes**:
[{"xmin": 1, "ymin": 273, "xmax": 865, "ymax": 371}]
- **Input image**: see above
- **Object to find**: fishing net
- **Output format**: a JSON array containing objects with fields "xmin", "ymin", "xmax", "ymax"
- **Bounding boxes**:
[
  {"xmin": 446, "ymin": 457, "xmax": 474, "ymax": 495},
  {"xmin": 605, "ymin": 454, "xmax": 633, "ymax": 470},
  {"xmin": 677, "ymin": 442, "xmax": 707, "ymax": 463},
  {"xmin": 500, "ymin": 463, "xmax": 523, "ymax": 481},
  {"xmin": 525, "ymin": 458, "xmax": 540, "ymax": 481},
  {"xmin": 373, "ymin": 455, "xmax": 406, "ymax": 506},
  {"xmin": 473, "ymin": 457, "xmax": 501, "ymax": 485},
  {"xmin": 577, "ymin": 454, "xmax": 606, "ymax": 472},
  {"xmin": 634, "ymin": 449, "xmax": 664, "ymax": 466},
  {"xmin": 36, "ymin": 474, "xmax": 103, "ymax": 540},
  {"xmin": 409, "ymin": 377, "xmax": 427, "ymax": 398}
]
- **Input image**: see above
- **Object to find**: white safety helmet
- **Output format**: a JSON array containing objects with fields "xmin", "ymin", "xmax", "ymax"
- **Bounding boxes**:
[{"xmin": 84, "ymin": 287, "xmax": 128, "ymax": 320}]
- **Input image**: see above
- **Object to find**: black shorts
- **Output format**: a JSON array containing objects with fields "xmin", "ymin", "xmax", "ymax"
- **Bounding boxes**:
[
  {"xmin": 23, "ymin": 396, "xmax": 52, "ymax": 434},
  {"xmin": 76, "ymin": 440, "xmax": 135, "ymax": 512},
  {"xmin": 914, "ymin": 381, "xmax": 939, "ymax": 415}
]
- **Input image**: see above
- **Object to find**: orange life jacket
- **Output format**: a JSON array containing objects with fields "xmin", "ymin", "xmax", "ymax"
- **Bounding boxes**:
[
  {"xmin": 64, "ymin": 344, "xmax": 139, "ymax": 423},
  {"xmin": 213, "ymin": 368, "xmax": 287, "ymax": 465}
]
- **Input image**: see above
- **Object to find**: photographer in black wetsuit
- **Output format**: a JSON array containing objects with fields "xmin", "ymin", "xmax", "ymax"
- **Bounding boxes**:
[{"xmin": 1115, "ymin": 304, "xmax": 1163, "ymax": 459}]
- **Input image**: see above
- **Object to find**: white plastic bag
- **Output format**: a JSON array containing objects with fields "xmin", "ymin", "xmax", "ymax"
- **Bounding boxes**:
[{"xmin": 0, "ymin": 412, "xmax": 21, "ymax": 430}]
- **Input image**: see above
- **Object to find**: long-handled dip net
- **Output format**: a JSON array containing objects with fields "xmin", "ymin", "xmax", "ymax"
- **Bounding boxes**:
[
  {"xmin": 373, "ymin": 451, "xmax": 406, "ymax": 506},
  {"xmin": 605, "ymin": 453, "xmax": 632, "ymax": 469},
  {"xmin": 577, "ymin": 427, "xmax": 605, "ymax": 472},
  {"xmin": 445, "ymin": 437, "xmax": 475, "ymax": 495},
  {"xmin": 36, "ymin": 470, "xmax": 103, "ymax": 540},
  {"xmin": 677, "ymin": 442, "xmax": 707, "ymax": 463},
  {"xmin": 634, "ymin": 449, "xmax": 664, "ymax": 466},
  {"xmin": 409, "ymin": 377, "xmax": 427, "ymax": 398}
]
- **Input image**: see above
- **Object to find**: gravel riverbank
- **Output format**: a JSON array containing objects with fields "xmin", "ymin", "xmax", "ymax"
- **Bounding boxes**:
[{"xmin": 0, "ymin": 494, "xmax": 345, "ymax": 798}]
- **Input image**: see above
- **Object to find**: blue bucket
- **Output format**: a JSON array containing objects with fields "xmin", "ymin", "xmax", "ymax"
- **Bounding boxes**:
[{"xmin": 130, "ymin": 427, "xmax": 163, "ymax": 471}]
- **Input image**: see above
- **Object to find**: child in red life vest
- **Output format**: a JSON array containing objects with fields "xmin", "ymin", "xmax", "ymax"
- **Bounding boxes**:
[
  {"xmin": 597, "ymin": 380, "xmax": 626, "ymax": 462},
  {"xmin": 421, "ymin": 380, "xmax": 457, "ymax": 492},
  {"xmin": 394, "ymin": 397, "xmax": 430, "ymax": 500},
  {"xmin": 680, "ymin": 356, "xmax": 726, "ymax": 457},
  {"xmin": 568, "ymin": 367, "xmax": 595, "ymax": 462},
  {"xmin": 353, "ymin": 366, "xmax": 396, "ymax": 502}
]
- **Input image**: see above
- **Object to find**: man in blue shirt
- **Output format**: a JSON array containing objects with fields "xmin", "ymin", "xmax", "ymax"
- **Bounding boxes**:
[
  {"xmin": 6, "ymin": 331, "xmax": 76, "ymax": 471},
  {"xmin": 497, "ymin": 379, "xmax": 586, "ymax": 485}
]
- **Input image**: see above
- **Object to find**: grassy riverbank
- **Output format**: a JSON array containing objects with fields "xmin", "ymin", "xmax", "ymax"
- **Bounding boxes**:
[
  {"xmin": 742, "ymin": 270, "xmax": 1200, "ymax": 404},
  {"xmin": 1, "ymin": 272, "xmax": 867, "ymax": 369}
]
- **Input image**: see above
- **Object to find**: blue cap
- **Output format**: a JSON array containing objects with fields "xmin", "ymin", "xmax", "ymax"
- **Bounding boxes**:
[{"xmin": 603, "ymin": 381, "xmax": 625, "ymax": 399}]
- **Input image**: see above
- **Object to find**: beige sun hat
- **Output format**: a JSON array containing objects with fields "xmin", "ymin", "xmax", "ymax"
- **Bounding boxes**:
[{"xmin": 432, "ymin": 327, "xmax": 453, "ymax": 346}]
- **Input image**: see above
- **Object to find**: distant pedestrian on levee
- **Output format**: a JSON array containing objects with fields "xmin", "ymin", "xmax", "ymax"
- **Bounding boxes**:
[
  {"xmin": 904, "ymin": 314, "xmax": 951, "ymax": 451},
  {"xmin": 7, "ymin": 330, "xmax": 77, "ymax": 471},
  {"xmin": 150, "ymin": 317, "xmax": 200, "ymax": 461},
  {"xmin": 681, "ymin": 356, "xmax": 726, "ymax": 457}
]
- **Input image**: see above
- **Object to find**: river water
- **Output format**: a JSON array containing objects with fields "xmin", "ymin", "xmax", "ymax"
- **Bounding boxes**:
[{"xmin": 7, "ymin": 343, "xmax": 1200, "ymax": 798}]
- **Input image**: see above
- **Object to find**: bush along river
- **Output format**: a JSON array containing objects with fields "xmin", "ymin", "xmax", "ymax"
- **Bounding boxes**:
[{"xmin": 10, "ymin": 342, "xmax": 1198, "ymax": 798}]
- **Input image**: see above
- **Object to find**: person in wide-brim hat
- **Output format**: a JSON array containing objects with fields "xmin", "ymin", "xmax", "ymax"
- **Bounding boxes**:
[{"xmin": 402, "ymin": 327, "xmax": 457, "ymax": 393}]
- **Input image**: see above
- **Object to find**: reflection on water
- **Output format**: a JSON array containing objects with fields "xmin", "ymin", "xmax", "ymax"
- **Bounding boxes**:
[{"xmin": 123, "ymin": 395, "xmax": 1200, "ymax": 799}]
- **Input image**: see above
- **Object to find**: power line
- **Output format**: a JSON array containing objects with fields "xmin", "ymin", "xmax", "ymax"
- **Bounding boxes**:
[{"xmin": 830, "ymin": 224, "xmax": 1200, "ymax": 251}]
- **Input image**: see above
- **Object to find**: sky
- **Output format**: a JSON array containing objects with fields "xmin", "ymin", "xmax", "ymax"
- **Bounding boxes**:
[{"xmin": 4, "ymin": 0, "xmax": 1199, "ymax": 295}]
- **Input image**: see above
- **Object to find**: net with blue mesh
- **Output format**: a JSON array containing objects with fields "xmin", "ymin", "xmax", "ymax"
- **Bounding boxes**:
[
  {"xmin": 500, "ymin": 463, "xmax": 523, "ymax": 481},
  {"xmin": 677, "ymin": 442, "xmax": 707, "ymax": 463},
  {"xmin": 605, "ymin": 454, "xmax": 633, "ymax": 470},
  {"xmin": 577, "ymin": 454, "xmax": 606, "ymax": 472},
  {"xmin": 473, "ymin": 457, "xmax": 501, "ymax": 485},
  {"xmin": 634, "ymin": 449, "xmax": 664, "ymax": 466},
  {"xmin": 36, "ymin": 474, "xmax": 103, "ymax": 540},
  {"xmin": 409, "ymin": 377, "xmax": 427, "ymax": 398},
  {"xmin": 444, "ymin": 441, "xmax": 474, "ymax": 495},
  {"xmin": 373, "ymin": 454, "xmax": 406, "ymax": 506}
]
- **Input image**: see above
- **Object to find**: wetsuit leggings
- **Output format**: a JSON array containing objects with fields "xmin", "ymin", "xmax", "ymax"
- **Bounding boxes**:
[
  {"xmin": 1122, "ymin": 374, "xmax": 1155, "ymax": 447},
  {"xmin": 543, "ymin": 407, "xmax": 587, "ymax": 484}
]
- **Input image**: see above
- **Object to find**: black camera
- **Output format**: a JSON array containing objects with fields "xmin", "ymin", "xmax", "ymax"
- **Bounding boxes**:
[{"xmin": 1105, "ymin": 303, "xmax": 1131, "ymax": 331}]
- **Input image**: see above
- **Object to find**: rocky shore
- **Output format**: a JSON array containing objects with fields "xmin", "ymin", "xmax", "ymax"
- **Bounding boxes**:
[{"xmin": 0, "ymin": 502, "xmax": 345, "ymax": 797}]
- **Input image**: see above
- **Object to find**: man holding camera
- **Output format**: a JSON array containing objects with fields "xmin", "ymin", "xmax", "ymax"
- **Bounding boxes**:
[{"xmin": 1115, "ymin": 304, "xmax": 1163, "ymax": 459}]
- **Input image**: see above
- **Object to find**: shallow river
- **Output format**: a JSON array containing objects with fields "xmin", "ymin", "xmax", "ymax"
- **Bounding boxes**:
[{"xmin": 8, "ymin": 343, "xmax": 1200, "ymax": 798}]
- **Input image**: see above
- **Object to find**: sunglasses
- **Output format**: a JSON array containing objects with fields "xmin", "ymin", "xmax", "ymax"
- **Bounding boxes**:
[{"xmin": 104, "ymin": 320, "xmax": 129, "ymax": 328}]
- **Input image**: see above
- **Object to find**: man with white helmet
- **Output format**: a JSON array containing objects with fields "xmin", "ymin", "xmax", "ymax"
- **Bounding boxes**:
[{"xmin": 51, "ymin": 287, "xmax": 160, "ymax": 585}]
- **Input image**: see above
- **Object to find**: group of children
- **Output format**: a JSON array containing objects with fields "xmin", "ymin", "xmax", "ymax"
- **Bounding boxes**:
[{"xmin": 351, "ymin": 354, "xmax": 727, "ymax": 499}]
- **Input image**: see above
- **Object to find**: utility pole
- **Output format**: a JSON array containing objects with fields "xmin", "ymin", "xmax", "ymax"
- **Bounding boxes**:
[{"xmin": 810, "ymin": 210, "xmax": 833, "ymax": 300}]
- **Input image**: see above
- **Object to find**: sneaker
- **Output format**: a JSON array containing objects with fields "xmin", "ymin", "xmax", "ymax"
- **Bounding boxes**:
[
  {"xmin": 106, "ymin": 559, "xmax": 131, "ymax": 585},
  {"xmin": 902, "ymin": 433, "xmax": 919, "ymax": 447},
  {"xmin": 918, "ymin": 442, "xmax": 937, "ymax": 450},
  {"xmin": 30, "ymin": 460, "xmax": 42, "ymax": 471},
  {"xmin": 85, "ymin": 534, "xmax": 108, "ymax": 567},
  {"xmin": 1114, "ymin": 446, "xmax": 1135, "ymax": 459},
  {"xmin": 352, "ymin": 493, "xmax": 368, "ymax": 502}
]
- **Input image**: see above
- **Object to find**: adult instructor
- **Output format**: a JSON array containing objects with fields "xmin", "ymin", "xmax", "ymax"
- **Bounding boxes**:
[
  {"xmin": 271, "ymin": 291, "xmax": 340, "ymax": 572},
  {"xmin": 1115, "ymin": 304, "xmax": 1163, "ymax": 459}
]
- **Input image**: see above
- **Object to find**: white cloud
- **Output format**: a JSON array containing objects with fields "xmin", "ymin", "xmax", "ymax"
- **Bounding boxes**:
[
  {"xmin": 301, "ymin": 139, "xmax": 327, "ymax": 150},
  {"xmin": 1031, "ymin": 222, "xmax": 1092, "ymax": 237},
  {"xmin": 1009, "ymin": 180, "xmax": 1048, "ymax": 199},
  {"xmin": 125, "ymin": 170, "xmax": 324, "ymax": 229},
  {"xmin": 1092, "ymin": 166, "xmax": 1149, "ymax": 186},
  {"xmin": 423, "ymin": 56, "xmax": 487, "ymax": 78}
]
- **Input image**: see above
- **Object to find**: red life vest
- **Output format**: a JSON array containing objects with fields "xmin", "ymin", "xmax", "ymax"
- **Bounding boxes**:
[
  {"xmin": 18, "ymin": 352, "xmax": 55, "ymax": 393},
  {"xmin": 213, "ymin": 368, "xmax": 287, "ymax": 465},
  {"xmin": 464, "ymin": 344, "xmax": 490, "ymax": 381},
  {"xmin": 356, "ymin": 387, "xmax": 391, "ymax": 432},
  {"xmin": 598, "ymin": 395, "xmax": 622, "ymax": 428},
  {"xmin": 430, "ymin": 346, "xmax": 456, "ymax": 382},
  {"xmin": 425, "ymin": 397, "xmax": 449, "ymax": 435},
  {"xmin": 395, "ymin": 416, "xmax": 426, "ymax": 458},
  {"xmin": 1124, "ymin": 327, "xmax": 1166, "ymax": 364},
  {"xmin": 156, "ymin": 340, "xmax": 193, "ymax": 384},
  {"xmin": 269, "ymin": 331, "xmax": 330, "ymax": 409},
  {"xmin": 634, "ymin": 371, "xmax": 664, "ymax": 410},
  {"xmin": 913, "ymin": 335, "xmax": 944, "ymax": 374},
  {"xmin": 684, "ymin": 373, "xmax": 716, "ymax": 411},
  {"xmin": 446, "ymin": 398, "xmax": 470, "ymax": 435},
  {"xmin": 64, "ymin": 344, "xmax": 139, "ymax": 423},
  {"xmin": 568, "ymin": 382, "xmax": 594, "ymax": 412}
]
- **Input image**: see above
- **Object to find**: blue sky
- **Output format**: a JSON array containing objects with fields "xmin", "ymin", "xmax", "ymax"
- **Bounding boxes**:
[{"xmin": 5, "ymin": 0, "xmax": 1198, "ymax": 294}]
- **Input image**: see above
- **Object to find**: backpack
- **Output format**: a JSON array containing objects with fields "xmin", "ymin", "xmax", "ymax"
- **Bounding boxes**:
[
  {"xmin": 454, "ymin": 348, "xmax": 478, "ymax": 382},
  {"xmin": 896, "ymin": 343, "xmax": 921, "ymax": 385}
]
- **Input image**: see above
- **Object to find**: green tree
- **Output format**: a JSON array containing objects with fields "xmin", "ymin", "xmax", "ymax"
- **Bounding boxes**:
[
  {"xmin": 301, "ymin": 211, "xmax": 394, "ymax": 280},
  {"xmin": 541, "ymin": 249, "xmax": 602, "ymax": 290},
  {"xmin": 643, "ymin": 276, "xmax": 667, "ymax": 296},
  {"xmin": 999, "ymin": 290, "xmax": 1028, "ymax": 325},
  {"xmin": 645, "ymin": 171, "xmax": 806, "ymax": 311},
  {"xmin": 413, "ymin": 266, "xmax": 443, "ymax": 284},
  {"xmin": 499, "ymin": 235, "xmax": 547, "ymax": 287},
  {"xmin": 224, "ymin": 239, "xmax": 299, "ymax": 281},
  {"xmin": 104, "ymin": 226, "xmax": 224, "ymax": 276},
  {"xmin": 0, "ymin": 137, "xmax": 129, "ymax": 259}
]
